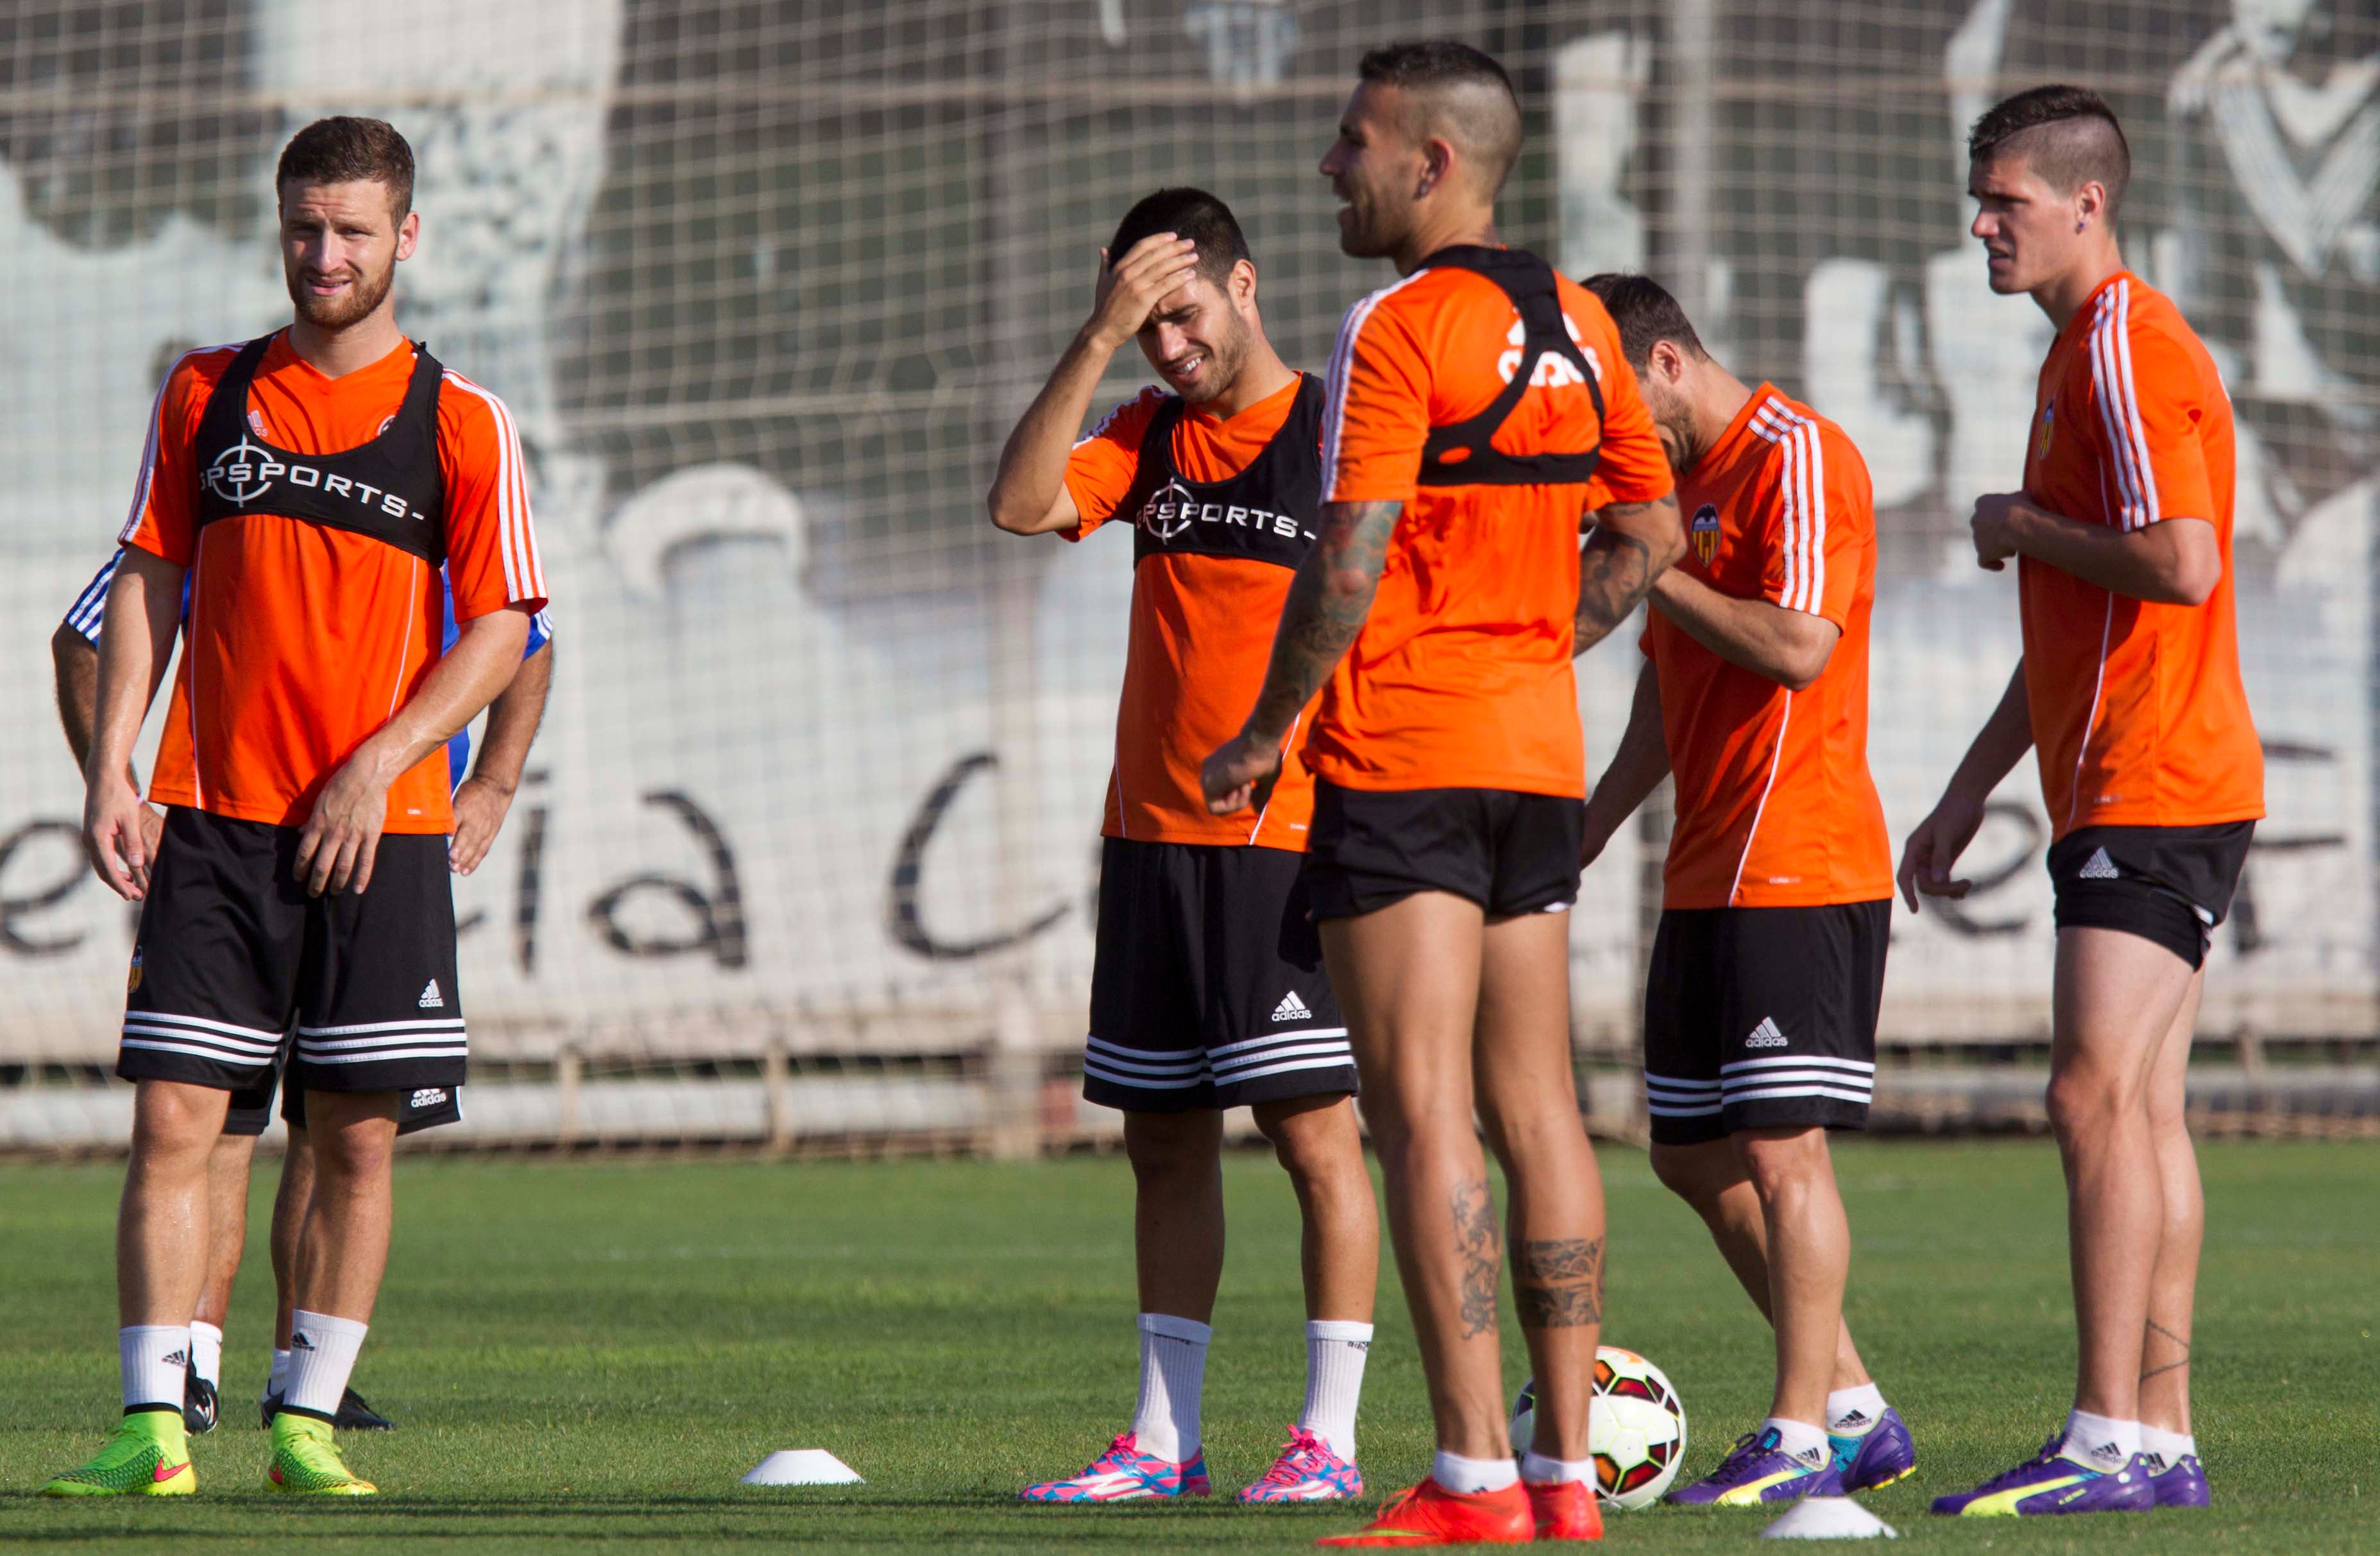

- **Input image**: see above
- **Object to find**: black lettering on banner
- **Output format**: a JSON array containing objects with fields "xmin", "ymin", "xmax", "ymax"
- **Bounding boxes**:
[
  {"xmin": 1928, "ymin": 801, "xmax": 2041, "ymax": 937},
  {"xmin": 887, "ymin": 751, "xmax": 1067, "ymax": 960},
  {"xmin": 586, "ymin": 791, "xmax": 748, "ymax": 968},
  {"xmin": 0, "ymin": 820, "xmax": 89, "ymax": 956},
  {"xmin": 514, "ymin": 770, "xmax": 550, "ymax": 974}
]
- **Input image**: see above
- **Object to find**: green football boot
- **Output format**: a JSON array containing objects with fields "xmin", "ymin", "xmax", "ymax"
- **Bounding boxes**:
[
  {"xmin": 41, "ymin": 1410, "xmax": 194, "ymax": 1496},
  {"xmin": 267, "ymin": 1413, "xmax": 377, "ymax": 1496}
]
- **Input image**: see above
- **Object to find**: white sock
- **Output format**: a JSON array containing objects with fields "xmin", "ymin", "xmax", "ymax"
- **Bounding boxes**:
[
  {"xmin": 119, "ymin": 1324, "xmax": 191, "ymax": 1415},
  {"xmin": 284, "ymin": 1311, "xmax": 368, "ymax": 1421},
  {"xmin": 1763, "ymin": 1417, "xmax": 1833, "ymax": 1469},
  {"xmin": 1432, "ymin": 1449, "xmax": 1519, "ymax": 1494},
  {"xmin": 2059, "ymin": 1408, "xmax": 2139, "ymax": 1472},
  {"xmin": 266, "ymin": 1347, "xmax": 292, "ymax": 1401},
  {"xmin": 188, "ymin": 1320, "xmax": 224, "ymax": 1389},
  {"xmin": 2139, "ymin": 1424, "xmax": 2196, "ymax": 1470},
  {"xmin": 1130, "ymin": 1313, "xmax": 1209, "ymax": 1462},
  {"xmin": 1826, "ymin": 1382, "xmax": 1887, "ymax": 1435},
  {"xmin": 1300, "ymin": 1320, "xmax": 1372, "ymax": 1464},
  {"xmin": 1520, "ymin": 1449, "xmax": 1595, "ymax": 1485}
]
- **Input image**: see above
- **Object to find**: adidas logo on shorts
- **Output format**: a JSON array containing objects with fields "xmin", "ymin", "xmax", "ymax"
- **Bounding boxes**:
[
  {"xmin": 1744, "ymin": 1016, "xmax": 1788, "ymax": 1049},
  {"xmin": 1271, "ymin": 991, "xmax": 1312, "ymax": 1023},
  {"xmin": 411, "ymin": 1088, "xmax": 449, "ymax": 1109},
  {"xmin": 418, "ymin": 979, "xmax": 445, "ymax": 1009},
  {"xmin": 2078, "ymin": 847, "xmax": 2120, "ymax": 880}
]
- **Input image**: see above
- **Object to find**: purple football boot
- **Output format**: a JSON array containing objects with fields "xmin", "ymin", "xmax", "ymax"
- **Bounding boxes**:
[
  {"xmin": 1930, "ymin": 1437, "xmax": 2155, "ymax": 1516},
  {"xmin": 2149, "ymin": 1452, "xmax": 2211, "ymax": 1508},
  {"xmin": 1828, "ymin": 1405, "xmax": 1915, "ymax": 1492},
  {"xmin": 1667, "ymin": 1427, "xmax": 1846, "ymax": 1507}
]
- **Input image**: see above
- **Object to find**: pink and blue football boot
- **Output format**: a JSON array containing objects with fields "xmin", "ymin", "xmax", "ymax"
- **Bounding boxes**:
[
  {"xmin": 1020, "ymin": 1432, "xmax": 1210, "ymax": 1502},
  {"xmin": 1930, "ymin": 1437, "xmax": 2155, "ymax": 1516},
  {"xmin": 1236, "ymin": 1425, "xmax": 1362, "ymax": 1502},
  {"xmin": 1666, "ymin": 1426, "xmax": 1846, "ymax": 1506},
  {"xmin": 1828, "ymin": 1405, "xmax": 1916, "ymax": 1491},
  {"xmin": 2148, "ymin": 1451, "xmax": 2211, "ymax": 1508}
]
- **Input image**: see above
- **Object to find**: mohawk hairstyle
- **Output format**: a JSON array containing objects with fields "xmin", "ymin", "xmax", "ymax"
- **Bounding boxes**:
[
  {"xmin": 1968, "ymin": 85, "xmax": 2130, "ymax": 219},
  {"xmin": 1357, "ymin": 38, "xmax": 1524, "ymax": 195},
  {"xmin": 1108, "ymin": 187, "xmax": 1253, "ymax": 292},
  {"xmin": 276, "ymin": 116, "xmax": 416, "ymax": 219},
  {"xmin": 1581, "ymin": 272, "xmax": 1708, "ymax": 372}
]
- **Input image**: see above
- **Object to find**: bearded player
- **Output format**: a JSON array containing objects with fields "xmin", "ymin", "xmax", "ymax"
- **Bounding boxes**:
[
  {"xmin": 989, "ymin": 187, "xmax": 1381, "ymax": 1505},
  {"xmin": 1576, "ymin": 273, "xmax": 1913, "ymax": 1507},
  {"xmin": 53, "ymin": 554, "xmax": 552, "ymax": 1435},
  {"xmin": 1206, "ymin": 42, "xmax": 1681, "ymax": 1546},
  {"xmin": 1908, "ymin": 87, "xmax": 2259, "ymax": 1518},
  {"xmin": 43, "ymin": 115, "xmax": 545, "ymax": 1498}
]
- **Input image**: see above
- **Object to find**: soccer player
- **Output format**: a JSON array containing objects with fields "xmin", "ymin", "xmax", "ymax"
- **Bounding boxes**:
[
  {"xmin": 52, "ymin": 555, "xmax": 554, "ymax": 1434},
  {"xmin": 1205, "ymin": 42, "xmax": 1683, "ymax": 1546},
  {"xmin": 1574, "ymin": 274, "xmax": 1912, "ymax": 1507},
  {"xmin": 42, "ymin": 115, "xmax": 546, "ymax": 1498},
  {"xmin": 987, "ymin": 188, "xmax": 1382, "ymax": 1503},
  {"xmin": 1908, "ymin": 87, "xmax": 2259, "ymax": 1518}
]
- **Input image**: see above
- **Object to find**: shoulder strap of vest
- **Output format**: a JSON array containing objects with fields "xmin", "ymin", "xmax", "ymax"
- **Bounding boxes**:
[
  {"xmin": 1414, "ymin": 247, "xmax": 1606, "ymax": 488},
  {"xmin": 1134, "ymin": 391, "xmax": 1187, "ymax": 463},
  {"xmin": 396, "ymin": 341, "xmax": 446, "ymax": 430},
  {"xmin": 192, "ymin": 334, "xmax": 277, "ymax": 450}
]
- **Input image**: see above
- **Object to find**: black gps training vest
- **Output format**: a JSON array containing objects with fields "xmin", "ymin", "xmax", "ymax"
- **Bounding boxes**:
[
  {"xmin": 1114, "ymin": 373, "xmax": 1326, "ymax": 572},
  {"xmin": 190, "ymin": 334, "xmax": 450, "ymax": 566},
  {"xmin": 1412, "ymin": 246, "xmax": 1605, "ymax": 489}
]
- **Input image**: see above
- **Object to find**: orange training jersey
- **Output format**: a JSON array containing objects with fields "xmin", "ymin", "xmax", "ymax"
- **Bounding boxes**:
[
  {"xmin": 1645, "ymin": 386, "xmax": 1891, "ymax": 909},
  {"xmin": 1064, "ymin": 373, "xmax": 1322, "ymax": 850},
  {"xmin": 120, "ymin": 331, "xmax": 547, "ymax": 834},
  {"xmin": 2019, "ymin": 272, "xmax": 2262, "ymax": 839},
  {"xmin": 1307, "ymin": 255, "xmax": 1674, "ymax": 797}
]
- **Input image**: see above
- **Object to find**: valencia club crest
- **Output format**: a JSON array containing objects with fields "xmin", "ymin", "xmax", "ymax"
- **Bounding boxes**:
[{"xmin": 1690, "ymin": 502, "xmax": 1720, "ymax": 566}]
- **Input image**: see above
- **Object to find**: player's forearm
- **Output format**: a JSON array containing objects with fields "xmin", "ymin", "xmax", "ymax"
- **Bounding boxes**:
[
  {"xmin": 348, "ymin": 607, "xmax": 533, "ymax": 789},
  {"xmin": 1240, "ymin": 499, "xmax": 1400, "ymax": 743},
  {"xmin": 987, "ymin": 326, "xmax": 1116, "ymax": 535},
  {"xmin": 1940, "ymin": 662, "xmax": 2034, "ymax": 805},
  {"xmin": 464, "ymin": 641, "xmax": 554, "ymax": 795},
  {"xmin": 1649, "ymin": 570, "xmax": 1837, "ymax": 690},
  {"xmin": 1574, "ymin": 495, "xmax": 1683, "ymax": 654},
  {"xmin": 2003, "ymin": 500, "xmax": 2218, "ymax": 604},
  {"xmin": 53, "ymin": 627, "xmax": 100, "ymax": 771},
  {"xmin": 87, "ymin": 552, "xmax": 183, "ymax": 789},
  {"xmin": 1585, "ymin": 665, "xmax": 1671, "ymax": 844}
]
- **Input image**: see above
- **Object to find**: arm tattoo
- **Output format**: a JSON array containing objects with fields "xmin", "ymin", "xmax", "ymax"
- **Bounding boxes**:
[
  {"xmin": 1573, "ymin": 505, "xmax": 1662, "ymax": 654},
  {"xmin": 1514, "ymin": 1236, "xmax": 1603, "ymax": 1329},
  {"xmin": 1244, "ymin": 500, "xmax": 1400, "ymax": 737},
  {"xmin": 1452, "ymin": 1178, "xmax": 1502, "ymax": 1341}
]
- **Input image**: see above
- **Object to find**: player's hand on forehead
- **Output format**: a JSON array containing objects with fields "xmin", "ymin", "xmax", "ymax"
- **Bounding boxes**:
[{"xmin": 1088, "ymin": 232, "xmax": 1199, "ymax": 348}]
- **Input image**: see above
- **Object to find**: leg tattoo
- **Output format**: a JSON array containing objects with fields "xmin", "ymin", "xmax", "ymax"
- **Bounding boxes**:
[
  {"xmin": 2141, "ymin": 1319, "xmax": 2192, "ymax": 1383},
  {"xmin": 1515, "ymin": 1237, "xmax": 1603, "ymax": 1329},
  {"xmin": 1452, "ymin": 1179, "xmax": 1502, "ymax": 1340}
]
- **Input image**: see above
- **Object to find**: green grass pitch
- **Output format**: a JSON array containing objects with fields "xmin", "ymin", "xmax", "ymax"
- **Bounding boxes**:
[{"xmin": 1, "ymin": 1138, "xmax": 2372, "ymax": 1552}]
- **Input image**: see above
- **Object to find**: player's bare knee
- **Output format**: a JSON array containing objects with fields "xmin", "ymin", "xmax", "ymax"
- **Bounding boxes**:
[
  {"xmin": 1649, "ymin": 1140, "xmax": 1738, "ymax": 1210},
  {"xmin": 1123, "ymin": 1109, "xmax": 1221, "ymax": 1186},
  {"xmin": 130, "ymin": 1081, "xmax": 228, "ymax": 1163},
  {"xmin": 1254, "ymin": 1095, "xmax": 1363, "ymax": 1189},
  {"xmin": 2045, "ymin": 1063, "xmax": 2139, "ymax": 1140},
  {"xmin": 1735, "ymin": 1127, "xmax": 1829, "ymax": 1202}
]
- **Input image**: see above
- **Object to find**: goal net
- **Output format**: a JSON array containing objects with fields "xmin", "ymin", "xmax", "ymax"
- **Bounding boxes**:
[{"xmin": 0, "ymin": 0, "xmax": 2372, "ymax": 1149}]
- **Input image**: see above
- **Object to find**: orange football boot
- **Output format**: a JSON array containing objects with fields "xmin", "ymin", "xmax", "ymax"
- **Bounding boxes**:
[
  {"xmin": 1525, "ymin": 1478, "xmax": 1604, "ymax": 1541},
  {"xmin": 1316, "ymin": 1477, "xmax": 1534, "ymax": 1547}
]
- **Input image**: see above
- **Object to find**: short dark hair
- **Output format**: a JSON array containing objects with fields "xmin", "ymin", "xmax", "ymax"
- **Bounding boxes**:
[
  {"xmin": 1968, "ymin": 85, "xmax": 2130, "ymax": 218},
  {"xmin": 276, "ymin": 117, "xmax": 416, "ymax": 219},
  {"xmin": 1108, "ymin": 187, "xmax": 1252, "ymax": 291},
  {"xmin": 1581, "ymin": 272, "xmax": 1706, "ymax": 371},
  {"xmin": 1357, "ymin": 39, "xmax": 1524, "ymax": 195}
]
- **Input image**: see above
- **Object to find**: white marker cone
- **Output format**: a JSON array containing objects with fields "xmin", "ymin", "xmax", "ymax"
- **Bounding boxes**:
[
  {"xmin": 742, "ymin": 1449, "xmax": 865, "ymax": 1485},
  {"xmin": 1761, "ymin": 1496, "xmax": 1896, "ymax": 1539}
]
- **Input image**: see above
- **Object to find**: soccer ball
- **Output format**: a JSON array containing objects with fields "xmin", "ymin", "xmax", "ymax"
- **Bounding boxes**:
[{"xmin": 1509, "ymin": 1346, "xmax": 1688, "ymax": 1510}]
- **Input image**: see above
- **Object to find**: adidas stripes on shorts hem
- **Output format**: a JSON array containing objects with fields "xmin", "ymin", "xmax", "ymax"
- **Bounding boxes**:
[
  {"xmin": 116, "ymin": 807, "xmax": 468, "ymax": 1099},
  {"xmin": 1641, "ymin": 900, "xmax": 1889, "ymax": 1147},
  {"xmin": 1084, "ymin": 836, "xmax": 1355, "ymax": 1113}
]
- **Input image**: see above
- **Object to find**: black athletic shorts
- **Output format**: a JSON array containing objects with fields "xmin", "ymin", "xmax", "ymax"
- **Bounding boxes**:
[
  {"xmin": 2048, "ymin": 822, "xmax": 2254, "ymax": 971},
  {"xmin": 118, "ymin": 808, "xmax": 468, "ymax": 1099},
  {"xmin": 221, "ymin": 1041, "xmax": 463, "ymax": 1138},
  {"xmin": 1304, "ymin": 780, "xmax": 1585, "ymax": 922},
  {"xmin": 1642, "ymin": 900, "xmax": 1889, "ymax": 1146},
  {"xmin": 1084, "ymin": 837, "xmax": 1356, "ymax": 1113}
]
